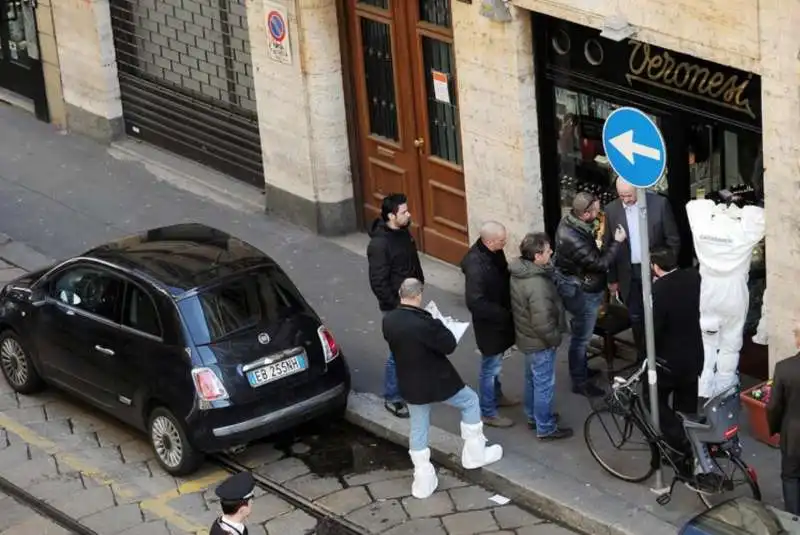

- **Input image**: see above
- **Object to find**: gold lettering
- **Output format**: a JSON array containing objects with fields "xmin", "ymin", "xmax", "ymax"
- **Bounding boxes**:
[{"xmin": 624, "ymin": 40, "xmax": 755, "ymax": 118}]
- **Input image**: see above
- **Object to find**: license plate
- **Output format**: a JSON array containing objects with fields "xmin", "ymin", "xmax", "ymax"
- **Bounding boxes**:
[{"xmin": 247, "ymin": 354, "xmax": 307, "ymax": 387}]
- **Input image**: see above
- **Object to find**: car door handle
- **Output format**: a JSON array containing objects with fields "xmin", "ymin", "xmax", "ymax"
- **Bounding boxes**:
[
  {"xmin": 94, "ymin": 345, "xmax": 115, "ymax": 356},
  {"xmin": 65, "ymin": 309, "xmax": 75, "ymax": 316}
]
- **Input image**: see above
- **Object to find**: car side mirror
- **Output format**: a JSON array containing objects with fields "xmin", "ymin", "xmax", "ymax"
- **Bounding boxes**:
[{"xmin": 29, "ymin": 288, "xmax": 48, "ymax": 306}]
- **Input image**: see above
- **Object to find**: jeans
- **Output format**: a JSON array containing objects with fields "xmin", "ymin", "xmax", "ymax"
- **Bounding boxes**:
[
  {"xmin": 382, "ymin": 311, "xmax": 403, "ymax": 403},
  {"xmin": 783, "ymin": 477, "xmax": 800, "ymax": 515},
  {"xmin": 523, "ymin": 348, "xmax": 558, "ymax": 436},
  {"xmin": 479, "ymin": 353, "xmax": 504, "ymax": 418},
  {"xmin": 407, "ymin": 386, "xmax": 481, "ymax": 451},
  {"xmin": 384, "ymin": 353, "xmax": 402, "ymax": 403},
  {"xmin": 556, "ymin": 277, "xmax": 604, "ymax": 387}
]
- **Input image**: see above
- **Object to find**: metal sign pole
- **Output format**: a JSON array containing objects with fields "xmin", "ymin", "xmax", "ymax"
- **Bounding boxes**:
[{"xmin": 637, "ymin": 189, "xmax": 664, "ymax": 491}]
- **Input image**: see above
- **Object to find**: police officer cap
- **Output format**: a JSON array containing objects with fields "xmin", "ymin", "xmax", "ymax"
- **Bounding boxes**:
[{"xmin": 215, "ymin": 471, "xmax": 255, "ymax": 502}]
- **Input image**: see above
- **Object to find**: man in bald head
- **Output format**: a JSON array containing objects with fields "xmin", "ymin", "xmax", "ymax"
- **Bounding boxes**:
[
  {"xmin": 460, "ymin": 221, "xmax": 519, "ymax": 428},
  {"xmin": 603, "ymin": 177, "xmax": 681, "ymax": 363}
]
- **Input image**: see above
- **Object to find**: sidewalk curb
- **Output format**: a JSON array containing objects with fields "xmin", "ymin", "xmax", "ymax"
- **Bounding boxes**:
[
  {"xmin": 345, "ymin": 391, "xmax": 679, "ymax": 535},
  {"xmin": 0, "ymin": 232, "xmax": 55, "ymax": 271}
]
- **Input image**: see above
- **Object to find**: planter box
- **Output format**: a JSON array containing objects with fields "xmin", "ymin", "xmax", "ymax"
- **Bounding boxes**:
[{"xmin": 740, "ymin": 382, "xmax": 780, "ymax": 448}]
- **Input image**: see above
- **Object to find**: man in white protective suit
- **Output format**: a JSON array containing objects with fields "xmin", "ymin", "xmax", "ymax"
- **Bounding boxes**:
[{"xmin": 686, "ymin": 195, "xmax": 766, "ymax": 405}]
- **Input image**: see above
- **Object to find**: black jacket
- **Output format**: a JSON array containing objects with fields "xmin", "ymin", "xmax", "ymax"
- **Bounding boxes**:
[
  {"xmin": 382, "ymin": 305, "xmax": 463, "ymax": 405},
  {"xmin": 768, "ymin": 353, "xmax": 800, "ymax": 477},
  {"xmin": 366, "ymin": 219, "xmax": 424, "ymax": 312},
  {"xmin": 553, "ymin": 214, "xmax": 621, "ymax": 293},
  {"xmin": 603, "ymin": 192, "xmax": 681, "ymax": 303},
  {"xmin": 460, "ymin": 239, "xmax": 515, "ymax": 356},
  {"xmin": 652, "ymin": 268, "xmax": 703, "ymax": 380}
]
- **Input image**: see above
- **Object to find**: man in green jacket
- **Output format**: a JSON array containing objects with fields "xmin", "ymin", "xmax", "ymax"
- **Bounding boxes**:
[{"xmin": 509, "ymin": 232, "xmax": 573, "ymax": 440}]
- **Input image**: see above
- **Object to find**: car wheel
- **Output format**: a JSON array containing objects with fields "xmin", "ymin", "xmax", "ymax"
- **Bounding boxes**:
[
  {"xmin": 0, "ymin": 330, "xmax": 44, "ymax": 394},
  {"xmin": 148, "ymin": 406, "xmax": 203, "ymax": 476}
]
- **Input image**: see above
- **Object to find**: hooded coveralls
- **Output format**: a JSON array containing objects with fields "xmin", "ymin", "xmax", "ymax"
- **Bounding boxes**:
[{"xmin": 686, "ymin": 199, "xmax": 766, "ymax": 399}]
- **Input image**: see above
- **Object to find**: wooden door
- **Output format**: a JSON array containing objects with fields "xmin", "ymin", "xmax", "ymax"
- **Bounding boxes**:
[{"xmin": 348, "ymin": 0, "xmax": 469, "ymax": 265}]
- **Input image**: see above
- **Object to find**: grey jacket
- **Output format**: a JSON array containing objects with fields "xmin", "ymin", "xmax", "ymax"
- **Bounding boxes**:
[{"xmin": 509, "ymin": 258, "xmax": 566, "ymax": 353}]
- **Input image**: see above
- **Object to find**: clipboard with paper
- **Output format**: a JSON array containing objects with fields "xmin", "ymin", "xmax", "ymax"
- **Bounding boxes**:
[{"xmin": 425, "ymin": 301, "xmax": 470, "ymax": 343}]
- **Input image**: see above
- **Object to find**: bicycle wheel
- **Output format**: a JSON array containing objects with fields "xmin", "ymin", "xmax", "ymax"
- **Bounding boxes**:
[
  {"xmin": 697, "ymin": 454, "xmax": 762, "ymax": 508},
  {"xmin": 584, "ymin": 407, "xmax": 658, "ymax": 482}
]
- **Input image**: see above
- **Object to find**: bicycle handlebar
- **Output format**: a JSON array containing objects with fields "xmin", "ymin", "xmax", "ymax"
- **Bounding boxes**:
[{"xmin": 612, "ymin": 360, "xmax": 649, "ymax": 391}]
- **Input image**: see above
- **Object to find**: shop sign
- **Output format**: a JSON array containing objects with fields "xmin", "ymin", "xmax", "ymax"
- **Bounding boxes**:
[{"xmin": 625, "ymin": 41, "xmax": 755, "ymax": 120}]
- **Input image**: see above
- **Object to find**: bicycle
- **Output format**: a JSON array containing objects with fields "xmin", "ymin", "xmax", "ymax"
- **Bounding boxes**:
[{"xmin": 583, "ymin": 360, "xmax": 762, "ymax": 508}]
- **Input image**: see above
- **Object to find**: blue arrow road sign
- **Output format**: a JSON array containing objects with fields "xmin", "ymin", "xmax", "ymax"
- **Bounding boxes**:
[{"xmin": 601, "ymin": 107, "xmax": 666, "ymax": 189}]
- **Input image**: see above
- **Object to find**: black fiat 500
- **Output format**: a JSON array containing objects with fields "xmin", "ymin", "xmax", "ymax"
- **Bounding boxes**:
[{"xmin": 0, "ymin": 224, "xmax": 350, "ymax": 475}]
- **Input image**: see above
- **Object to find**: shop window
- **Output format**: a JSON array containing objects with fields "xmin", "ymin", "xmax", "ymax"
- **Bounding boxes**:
[
  {"xmin": 422, "ymin": 37, "xmax": 461, "ymax": 165},
  {"xmin": 420, "ymin": 0, "xmax": 451, "ymax": 27},
  {"xmin": 360, "ymin": 18, "xmax": 399, "ymax": 141},
  {"xmin": 687, "ymin": 123, "xmax": 762, "ymax": 201},
  {"xmin": 554, "ymin": 86, "xmax": 668, "ymax": 218}
]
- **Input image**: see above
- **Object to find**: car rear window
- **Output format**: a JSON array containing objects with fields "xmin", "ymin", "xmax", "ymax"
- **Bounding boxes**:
[{"xmin": 178, "ymin": 266, "xmax": 307, "ymax": 345}]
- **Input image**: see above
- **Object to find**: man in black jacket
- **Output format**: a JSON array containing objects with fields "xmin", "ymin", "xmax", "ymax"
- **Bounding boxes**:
[
  {"xmin": 553, "ymin": 192, "xmax": 626, "ymax": 397},
  {"xmin": 649, "ymin": 246, "xmax": 703, "ymax": 455},
  {"xmin": 460, "ymin": 221, "xmax": 518, "ymax": 428},
  {"xmin": 383, "ymin": 278, "xmax": 503, "ymax": 500},
  {"xmin": 367, "ymin": 193, "xmax": 425, "ymax": 419},
  {"xmin": 768, "ymin": 326, "xmax": 800, "ymax": 514}
]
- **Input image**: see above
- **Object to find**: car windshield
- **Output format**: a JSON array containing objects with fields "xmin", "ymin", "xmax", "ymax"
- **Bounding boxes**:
[{"xmin": 178, "ymin": 266, "xmax": 307, "ymax": 345}]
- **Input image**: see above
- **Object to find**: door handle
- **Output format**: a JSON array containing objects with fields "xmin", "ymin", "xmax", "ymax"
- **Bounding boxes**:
[
  {"xmin": 94, "ymin": 345, "xmax": 115, "ymax": 356},
  {"xmin": 413, "ymin": 137, "xmax": 425, "ymax": 148},
  {"xmin": 65, "ymin": 309, "xmax": 75, "ymax": 316}
]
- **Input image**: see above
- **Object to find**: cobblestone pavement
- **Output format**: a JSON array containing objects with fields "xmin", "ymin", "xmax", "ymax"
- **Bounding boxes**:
[
  {"xmin": 0, "ymin": 267, "xmax": 578, "ymax": 535},
  {"xmin": 0, "ymin": 491, "xmax": 70, "ymax": 534},
  {"xmin": 0, "ymin": 381, "xmax": 578, "ymax": 535}
]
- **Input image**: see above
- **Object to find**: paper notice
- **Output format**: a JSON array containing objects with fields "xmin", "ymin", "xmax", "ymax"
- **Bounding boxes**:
[
  {"xmin": 432, "ymin": 70, "xmax": 450, "ymax": 104},
  {"xmin": 489, "ymin": 494, "xmax": 511, "ymax": 505},
  {"xmin": 425, "ymin": 300, "xmax": 470, "ymax": 343}
]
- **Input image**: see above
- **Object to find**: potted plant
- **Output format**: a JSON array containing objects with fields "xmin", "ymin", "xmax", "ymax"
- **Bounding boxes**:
[{"xmin": 740, "ymin": 380, "xmax": 780, "ymax": 448}]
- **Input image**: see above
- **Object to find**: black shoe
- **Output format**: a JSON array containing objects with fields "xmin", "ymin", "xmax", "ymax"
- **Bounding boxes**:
[
  {"xmin": 539, "ymin": 427, "xmax": 574, "ymax": 440},
  {"xmin": 384, "ymin": 400, "xmax": 409, "ymax": 419},
  {"xmin": 527, "ymin": 413, "xmax": 560, "ymax": 430},
  {"xmin": 572, "ymin": 383, "xmax": 605, "ymax": 397}
]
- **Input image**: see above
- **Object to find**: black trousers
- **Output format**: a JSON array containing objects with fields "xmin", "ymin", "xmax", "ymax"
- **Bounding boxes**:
[
  {"xmin": 783, "ymin": 477, "xmax": 800, "ymax": 515},
  {"xmin": 625, "ymin": 267, "xmax": 646, "ymax": 363},
  {"xmin": 643, "ymin": 375, "xmax": 698, "ymax": 455}
]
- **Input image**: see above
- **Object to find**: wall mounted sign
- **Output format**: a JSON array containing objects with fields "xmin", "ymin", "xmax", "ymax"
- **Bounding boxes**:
[
  {"xmin": 265, "ymin": 2, "xmax": 291, "ymax": 65},
  {"xmin": 536, "ymin": 13, "xmax": 762, "ymax": 129},
  {"xmin": 625, "ymin": 41, "xmax": 755, "ymax": 120},
  {"xmin": 432, "ymin": 70, "xmax": 451, "ymax": 104}
]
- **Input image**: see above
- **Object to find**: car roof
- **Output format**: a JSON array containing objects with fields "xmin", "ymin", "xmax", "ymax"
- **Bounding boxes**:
[{"xmin": 82, "ymin": 223, "xmax": 275, "ymax": 298}]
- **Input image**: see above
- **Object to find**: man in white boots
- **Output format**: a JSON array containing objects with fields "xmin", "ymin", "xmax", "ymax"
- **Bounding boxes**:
[{"xmin": 382, "ymin": 278, "xmax": 503, "ymax": 499}]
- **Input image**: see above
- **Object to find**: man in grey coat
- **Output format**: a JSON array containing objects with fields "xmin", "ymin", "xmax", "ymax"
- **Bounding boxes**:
[
  {"xmin": 603, "ymin": 178, "xmax": 680, "ymax": 362},
  {"xmin": 509, "ymin": 232, "xmax": 573, "ymax": 440}
]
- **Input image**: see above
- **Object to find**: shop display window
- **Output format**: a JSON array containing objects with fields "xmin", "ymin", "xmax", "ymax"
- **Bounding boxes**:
[{"xmin": 554, "ymin": 86, "xmax": 668, "ymax": 218}]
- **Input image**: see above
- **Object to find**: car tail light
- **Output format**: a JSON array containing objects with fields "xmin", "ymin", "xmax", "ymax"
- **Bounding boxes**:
[
  {"xmin": 318, "ymin": 326, "xmax": 340, "ymax": 363},
  {"xmin": 191, "ymin": 368, "xmax": 229, "ymax": 402}
]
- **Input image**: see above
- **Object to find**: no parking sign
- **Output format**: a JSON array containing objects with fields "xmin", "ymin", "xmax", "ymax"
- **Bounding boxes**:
[{"xmin": 265, "ymin": 3, "xmax": 292, "ymax": 64}]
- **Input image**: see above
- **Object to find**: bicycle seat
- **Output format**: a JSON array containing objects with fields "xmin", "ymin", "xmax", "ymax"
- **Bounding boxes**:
[{"xmin": 677, "ymin": 411, "xmax": 711, "ymax": 431}]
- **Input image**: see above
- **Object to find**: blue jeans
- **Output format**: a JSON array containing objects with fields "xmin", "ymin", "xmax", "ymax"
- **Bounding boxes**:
[
  {"xmin": 524, "ymin": 348, "xmax": 558, "ymax": 436},
  {"xmin": 479, "ymin": 353, "xmax": 504, "ymax": 418},
  {"xmin": 555, "ymin": 276, "xmax": 603, "ymax": 387},
  {"xmin": 407, "ymin": 386, "xmax": 481, "ymax": 451},
  {"xmin": 384, "ymin": 352, "xmax": 402, "ymax": 403}
]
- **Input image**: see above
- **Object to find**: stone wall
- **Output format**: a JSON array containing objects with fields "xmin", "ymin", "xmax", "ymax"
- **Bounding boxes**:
[
  {"xmin": 34, "ymin": 0, "xmax": 67, "ymax": 128},
  {"xmin": 246, "ymin": 0, "xmax": 354, "ymax": 235},
  {"xmin": 451, "ymin": 2, "xmax": 543, "ymax": 256},
  {"xmin": 51, "ymin": 0, "xmax": 123, "ymax": 141},
  {"xmin": 756, "ymin": 0, "xmax": 800, "ymax": 372}
]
